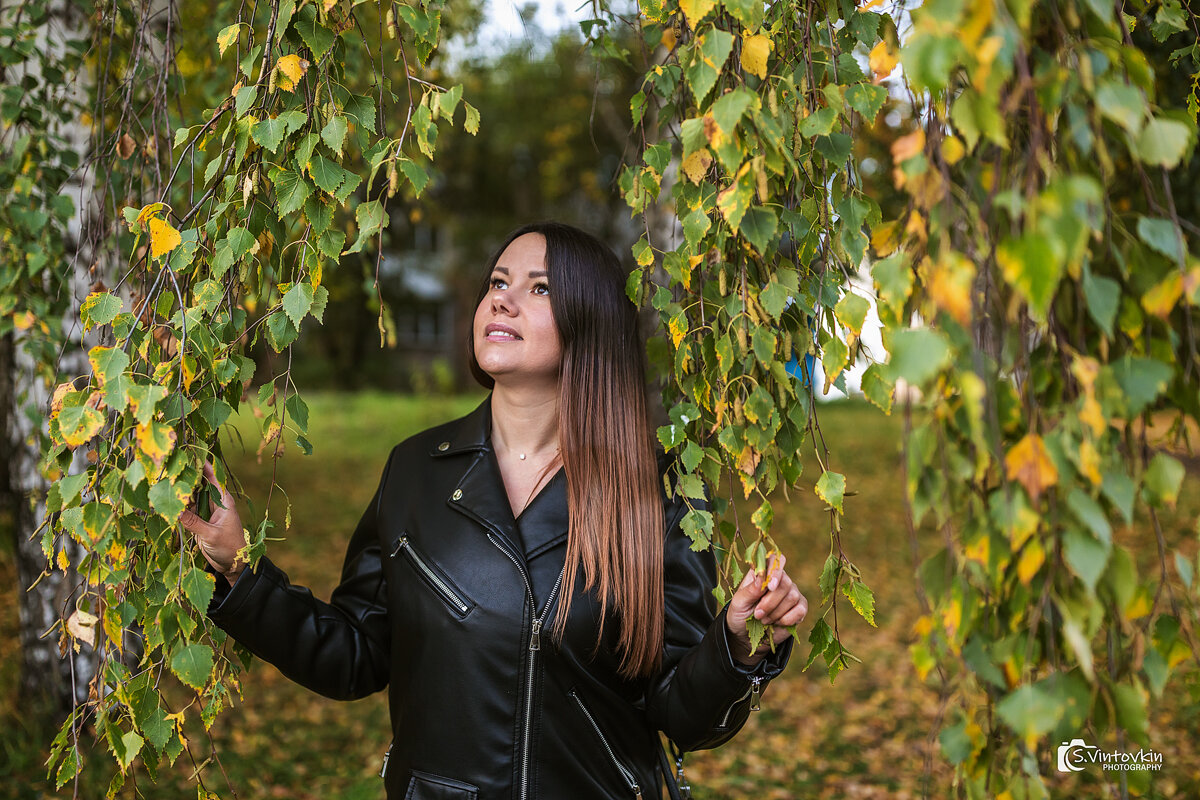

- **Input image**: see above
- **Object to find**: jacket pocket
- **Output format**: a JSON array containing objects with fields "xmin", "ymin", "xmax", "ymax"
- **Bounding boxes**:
[
  {"xmin": 403, "ymin": 769, "xmax": 479, "ymax": 800},
  {"xmin": 391, "ymin": 534, "xmax": 475, "ymax": 618},
  {"xmin": 568, "ymin": 687, "xmax": 644, "ymax": 798}
]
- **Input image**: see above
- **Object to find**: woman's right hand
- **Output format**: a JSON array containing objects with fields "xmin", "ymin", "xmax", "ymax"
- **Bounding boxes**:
[{"xmin": 180, "ymin": 461, "xmax": 246, "ymax": 585}]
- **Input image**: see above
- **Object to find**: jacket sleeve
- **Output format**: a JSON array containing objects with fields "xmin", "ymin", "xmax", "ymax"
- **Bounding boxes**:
[
  {"xmin": 644, "ymin": 494, "xmax": 793, "ymax": 752},
  {"xmin": 205, "ymin": 448, "xmax": 395, "ymax": 701}
]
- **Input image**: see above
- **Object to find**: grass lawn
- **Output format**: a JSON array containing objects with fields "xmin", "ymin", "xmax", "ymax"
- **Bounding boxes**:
[{"xmin": 2, "ymin": 392, "xmax": 1198, "ymax": 799}]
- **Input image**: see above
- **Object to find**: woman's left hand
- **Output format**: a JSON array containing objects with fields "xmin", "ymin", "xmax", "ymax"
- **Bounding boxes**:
[{"xmin": 725, "ymin": 552, "xmax": 808, "ymax": 667}]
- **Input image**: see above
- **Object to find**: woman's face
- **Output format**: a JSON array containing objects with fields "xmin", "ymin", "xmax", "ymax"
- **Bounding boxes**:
[{"xmin": 472, "ymin": 232, "xmax": 562, "ymax": 385}]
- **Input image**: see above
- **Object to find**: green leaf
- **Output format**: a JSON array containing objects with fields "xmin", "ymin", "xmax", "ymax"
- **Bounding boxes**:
[
  {"xmin": 860, "ymin": 363, "xmax": 894, "ymax": 414},
  {"xmin": 845, "ymin": 83, "xmax": 887, "ymax": 124},
  {"xmin": 81, "ymin": 292, "xmax": 123, "ymax": 330},
  {"xmin": 309, "ymin": 154, "xmax": 346, "ymax": 194},
  {"xmin": 399, "ymin": 159, "xmax": 430, "ymax": 198},
  {"xmin": 685, "ymin": 29, "xmax": 734, "ymax": 104},
  {"xmin": 996, "ymin": 683, "xmax": 1064, "ymax": 742},
  {"xmin": 294, "ymin": 4, "xmax": 335, "ymax": 59},
  {"xmin": 882, "ymin": 328, "xmax": 950, "ymax": 386},
  {"xmin": 740, "ymin": 206, "xmax": 777, "ymax": 254},
  {"xmin": 1095, "ymin": 80, "xmax": 1146, "ymax": 134},
  {"xmin": 463, "ymin": 101, "xmax": 480, "ymax": 135},
  {"xmin": 148, "ymin": 479, "xmax": 187, "ymax": 520},
  {"xmin": 344, "ymin": 93, "xmax": 378, "ymax": 135},
  {"xmin": 1113, "ymin": 683, "xmax": 1149, "ymax": 746},
  {"xmin": 997, "ymin": 232, "xmax": 1063, "ymax": 318},
  {"xmin": 834, "ymin": 292, "xmax": 871, "ymax": 336},
  {"xmin": 343, "ymin": 200, "xmax": 388, "ymax": 255},
  {"xmin": 680, "ymin": 509, "xmax": 713, "ymax": 550},
  {"xmin": 285, "ymin": 392, "xmax": 310, "ymax": 435},
  {"xmin": 939, "ymin": 721, "xmax": 971, "ymax": 764},
  {"xmin": 283, "ymin": 282, "xmax": 315, "ymax": 327},
  {"xmin": 1112, "ymin": 356, "xmax": 1172, "ymax": 415},
  {"xmin": 711, "ymin": 87, "xmax": 754, "ymax": 134},
  {"xmin": 270, "ymin": 167, "xmax": 312, "ymax": 219},
  {"xmin": 1144, "ymin": 452, "xmax": 1185, "ymax": 508},
  {"xmin": 111, "ymin": 730, "xmax": 144, "ymax": 771},
  {"xmin": 1082, "ymin": 268, "xmax": 1120, "ymax": 338},
  {"xmin": 820, "ymin": 333, "xmax": 849, "ymax": 386},
  {"xmin": 1137, "ymin": 215, "xmax": 1184, "ymax": 265},
  {"xmin": 88, "ymin": 346, "xmax": 129, "ymax": 385},
  {"xmin": 182, "ymin": 567, "xmax": 215, "ymax": 614},
  {"xmin": 1135, "ymin": 117, "xmax": 1193, "ymax": 168},
  {"xmin": 251, "ymin": 115, "xmax": 287, "ymax": 153},
  {"xmin": 1102, "ymin": 471, "xmax": 1136, "ymax": 525},
  {"xmin": 799, "ymin": 106, "xmax": 838, "ymax": 138},
  {"xmin": 320, "ymin": 115, "xmax": 348, "ymax": 155},
  {"xmin": 815, "ymin": 471, "xmax": 846, "ymax": 514},
  {"xmin": 841, "ymin": 579, "xmax": 876, "ymax": 626},
  {"xmin": 56, "ymin": 405, "xmax": 104, "ymax": 447},
  {"xmin": 1063, "ymin": 527, "xmax": 1110, "ymax": 593},
  {"xmin": 682, "ymin": 207, "xmax": 711, "ymax": 250},
  {"xmin": 169, "ymin": 643, "xmax": 213, "ymax": 691},
  {"xmin": 1066, "ymin": 489, "xmax": 1112, "ymax": 546},
  {"xmin": 804, "ymin": 617, "xmax": 835, "ymax": 670}
]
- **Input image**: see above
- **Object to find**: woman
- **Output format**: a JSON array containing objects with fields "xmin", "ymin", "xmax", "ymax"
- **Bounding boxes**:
[{"xmin": 182, "ymin": 222, "xmax": 808, "ymax": 799}]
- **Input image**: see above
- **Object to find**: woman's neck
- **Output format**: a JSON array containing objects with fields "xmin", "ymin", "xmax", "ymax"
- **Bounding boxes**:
[{"xmin": 490, "ymin": 383, "xmax": 559, "ymax": 458}]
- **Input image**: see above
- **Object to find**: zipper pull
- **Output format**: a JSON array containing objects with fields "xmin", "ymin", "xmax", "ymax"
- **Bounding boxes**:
[
  {"xmin": 530, "ymin": 618, "xmax": 541, "ymax": 651},
  {"xmin": 749, "ymin": 676, "xmax": 762, "ymax": 712},
  {"xmin": 632, "ymin": 784, "xmax": 642, "ymax": 799},
  {"xmin": 379, "ymin": 743, "xmax": 392, "ymax": 778},
  {"xmin": 390, "ymin": 535, "xmax": 408, "ymax": 558}
]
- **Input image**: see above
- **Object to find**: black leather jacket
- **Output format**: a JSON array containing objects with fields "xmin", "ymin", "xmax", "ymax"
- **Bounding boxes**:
[{"xmin": 209, "ymin": 395, "xmax": 792, "ymax": 799}]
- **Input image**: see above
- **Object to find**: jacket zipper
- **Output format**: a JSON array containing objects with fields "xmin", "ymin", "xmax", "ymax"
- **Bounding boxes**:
[
  {"xmin": 390, "ymin": 535, "xmax": 470, "ymax": 615},
  {"xmin": 486, "ymin": 532, "xmax": 566, "ymax": 800},
  {"xmin": 569, "ymin": 689, "xmax": 643, "ymax": 798},
  {"xmin": 379, "ymin": 743, "xmax": 391, "ymax": 778},
  {"xmin": 717, "ymin": 676, "xmax": 763, "ymax": 728}
]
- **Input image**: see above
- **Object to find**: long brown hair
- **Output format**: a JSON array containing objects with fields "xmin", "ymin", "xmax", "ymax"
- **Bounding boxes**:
[{"xmin": 468, "ymin": 222, "xmax": 664, "ymax": 679}]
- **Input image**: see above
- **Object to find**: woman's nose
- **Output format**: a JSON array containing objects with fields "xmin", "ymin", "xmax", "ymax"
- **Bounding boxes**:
[{"xmin": 491, "ymin": 288, "xmax": 516, "ymax": 315}]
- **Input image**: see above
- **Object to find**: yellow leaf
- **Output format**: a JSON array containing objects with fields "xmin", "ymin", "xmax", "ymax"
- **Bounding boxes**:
[
  {"xmin": 136, "ymin": 202, "xmax": 166, "ymax": 227},
  {"xmin": 869, "ymin": 41, "xmax": 898, "ymax": 82},
  {"xmin": 871, "ymin": 220, "xmax": 900, "ymax": 256},
  {"xmin": 13, "ymin": 310, "xmax": 35, "ymax": 331},
  {"xmin": 136, "ymin": 421, "xmax": 177, "ymax": 465},
  {"xmin": 1165, "ymin": 639, "xmax": 1191, "ymax": 669},
  {"xmin": 678, "ymin": 0, "xmax": 716, "ymax": 28},
  {"xmin": 941, "ymin": 596, "xmax": 962, "ymax": 645},
  {"xmin": 1017, "ymin": 536, "xmax": 1045, "ymax": 584},
  {"xmin": 1007, "ymin": 501, "xmax": 1040, "ymax": 551},
  {"xmin": 275, "ymin": 53, "xmax": 309, "ymax": 93},
  {"xmin": 661, "ymin": 26, "xmax": 677, "ymax": 51},
  {"xmin": 858, "ymin": 0, "xmax": 885, "ymax": 8},
  {"xmin": 1004, "ymin": 433, "xmax": 1058, "ymax": 501},
  {"xmin": 1141, "ymin": 272, "xmax": 1183, "ymax": 318},
  {"xmin": 681, "ymin": 149, "xmax": 712, "ymax": 184},
  {"xmin": 217, "ymin": 23, "xmax": 241, "ymax": 56},
  {"xmin": 1002, "ymin": 657, "xmax": 1020, "ymax": 687},
  {"xmin": 668, "ymin": 313, "xmax": 687, "ymax": 346},
  {"xmin": 1125, "ymin": 587, "xmax": 1153, "ymax": 620},
  {"xmin": 56, "ymin": 548, "xmax": 70, "ymax": 572},
  {"xmin": 741, "ymin": 34, "xmax": 771, "ymax": 80},
  {"xmin": 1078, "ymin": 438, "xmax": 1103, "ymax": 485},
  {"xmin": 942, "ymin": 134, "xmax": 966, "ymax": 164},
  {"xmin": 927, "ymin": 251, "xmax": 975, "ymax": 325},
  {"xmin": 912, "ymin": 614, "xmax": 933, "ymax": 636},
  {"xmin": 963, "ymin": 532, "xmax": 989, "ymax": 566},
  {"xmin": 148, "ymin": 216, "xmax": 182, "ymax": 259}
]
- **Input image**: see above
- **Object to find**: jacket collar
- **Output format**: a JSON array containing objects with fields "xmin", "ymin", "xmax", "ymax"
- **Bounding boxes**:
[{"xmin": 436, "ymin": 393, "xmax": 569, "ymax": 559}]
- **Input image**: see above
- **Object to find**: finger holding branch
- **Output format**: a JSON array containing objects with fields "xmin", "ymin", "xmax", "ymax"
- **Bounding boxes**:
[
  {"xmin": 181, "ymin": 460, "xmax": 246, "ymax": 585},
  {"xmin": 725, "ymin": 551, "xmax": 808, "ymax": 667}
]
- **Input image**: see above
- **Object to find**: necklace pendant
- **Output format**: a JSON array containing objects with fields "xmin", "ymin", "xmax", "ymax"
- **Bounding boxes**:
[{"xmin": 519, "ymin": 453, "xmax": 526, "ymax": 460}]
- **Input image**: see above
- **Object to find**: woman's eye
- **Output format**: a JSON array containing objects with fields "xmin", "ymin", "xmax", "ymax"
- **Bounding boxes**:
[
  {"xmin": 533, "ymin": 282, "xmax": 550, "ymax": 295},
  {"xmin": 490, "ymin": 277, "xmax": 507, "ymax": 289}
]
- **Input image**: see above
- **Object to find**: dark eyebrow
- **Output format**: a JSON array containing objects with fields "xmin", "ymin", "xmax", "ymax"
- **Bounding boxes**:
[{"xmin": 492, "ymin": 266, "xmax": 548, "ymax": 278}]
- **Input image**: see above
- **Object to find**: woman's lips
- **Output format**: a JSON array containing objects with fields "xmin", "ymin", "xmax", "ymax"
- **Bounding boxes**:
[{"xmin": 484, "ymin": 323, "xmax": 522, "ymax": 341}]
